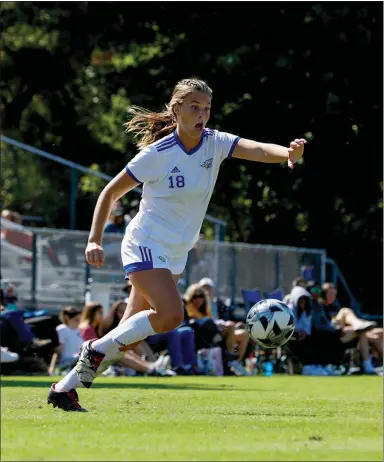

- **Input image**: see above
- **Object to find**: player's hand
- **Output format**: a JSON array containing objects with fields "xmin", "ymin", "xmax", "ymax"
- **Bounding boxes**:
[
  {"xmin": 288, "ymin": 138, "xmax": 307, "ymax": 169},
  {"xmin": 85, "ymin": 242, "xmax": 105, "ymax": 268}
]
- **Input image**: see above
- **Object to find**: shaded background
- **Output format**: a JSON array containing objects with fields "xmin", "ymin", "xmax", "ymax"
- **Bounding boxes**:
[{"xmin": 1, "ymin": 2, "xmax": 383, "ymax": 312}]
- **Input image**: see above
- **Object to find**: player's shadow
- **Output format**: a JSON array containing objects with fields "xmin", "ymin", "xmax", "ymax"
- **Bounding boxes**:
[{"xmin": 0, "ymin": 379, "xmax": 269, "ymax": 392}]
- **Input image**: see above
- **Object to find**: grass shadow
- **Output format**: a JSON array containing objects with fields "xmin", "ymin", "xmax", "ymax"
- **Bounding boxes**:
[{"xmin": 1, "ymin": 378, "xmax": 274, "ymax": 392}]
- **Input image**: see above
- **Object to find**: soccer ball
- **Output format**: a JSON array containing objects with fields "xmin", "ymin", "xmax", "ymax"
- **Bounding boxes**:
[{"xmin": 246, "ymin": 299, "xmax": 295, "ymax": 348}]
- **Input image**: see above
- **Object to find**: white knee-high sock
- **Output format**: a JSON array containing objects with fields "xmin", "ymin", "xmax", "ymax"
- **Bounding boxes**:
[
  {"xmin": 92, "ymin": 310, "xmax": 156, "ymax": 355},
  {"xmin": 55, "ymin": 368, "xmax": 83, "ymax": 392},
  {"xmin": 55, "ymin": 350, "xmax": 125, "ymax": 392}
]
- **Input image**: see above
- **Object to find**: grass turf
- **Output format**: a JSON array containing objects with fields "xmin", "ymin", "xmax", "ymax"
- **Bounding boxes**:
[{"xmin": 1, "ymin": 375, "xmax": 382, "ymax": 461}]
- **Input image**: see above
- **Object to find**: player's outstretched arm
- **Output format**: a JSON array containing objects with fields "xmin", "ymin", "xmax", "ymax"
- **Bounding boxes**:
[
  {"xmin": 86, "ymin": 170, "xmax": 139, "ymax": 268},
  {"xmin": 232, "ymin": 138, "xmax": 307, "ymax": 169}
]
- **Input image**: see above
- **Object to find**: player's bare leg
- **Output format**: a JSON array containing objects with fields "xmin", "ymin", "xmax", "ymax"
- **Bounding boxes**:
[
  {"xmin": 76, "ymin": 269, "xmax": 183, "ymax": 388},
  {"xmin": 118, "ymin": 273, "xmax": 180, "ymax": 351}
]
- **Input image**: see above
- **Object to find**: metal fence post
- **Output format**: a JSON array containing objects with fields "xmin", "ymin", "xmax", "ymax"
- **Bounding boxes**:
[
  {"xmin": 214, "ymin": 223, "xmax": 220, "ymax": 241},
  {"xmin": 275, "ymin": 250, "xmax": 281, "ymax": 289},
  {"xmin": 320, "ymin": 251, "xmax": 327, "ymax": 285},
  {"xmin": 70, "ymin": 169, "xmax": 77, "ymax": 230},
  {"xmin": 184, "ymin": 252, "xmax": 191, "ymax": 289},
  {"xmin": 84, "ymin": 263, "xmax": 92, "ymax": 304},
  {"xmin": 31, "ymin": 233, "xmax": 37, "ymax": 308},
  {"xmin": 231, "ymin": 246, "xmax": 237, "ymax": 305},
  {"xmin": 219, "ymin": 224, "xmax": 226, "ymax": 242},
  {"xmin": 331, "ymin": 263, "xmax": 338, "ymax": 285}
]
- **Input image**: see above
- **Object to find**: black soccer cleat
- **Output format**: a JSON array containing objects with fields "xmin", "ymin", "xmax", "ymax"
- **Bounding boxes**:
[
  {"xmin": 47, "ymin": 384, "xmax": 87, "ymax": 412},
  {"xmin": 75, "ymin": 339, "xmax": 105, "ymax": 388}
]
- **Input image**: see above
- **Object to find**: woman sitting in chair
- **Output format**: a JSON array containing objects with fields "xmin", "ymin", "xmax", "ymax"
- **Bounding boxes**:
[{"xmin": 184, "ymin": 283, "xmax": 250, "ymax": 376}]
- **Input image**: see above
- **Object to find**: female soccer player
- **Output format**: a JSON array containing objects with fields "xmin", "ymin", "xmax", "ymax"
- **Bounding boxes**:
[{"xmin": 47, "ymin": 77, "xmax": 306, "ymax": 411}]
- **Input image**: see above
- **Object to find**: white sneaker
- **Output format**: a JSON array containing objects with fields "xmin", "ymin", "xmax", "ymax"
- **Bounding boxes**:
[
  {"xmin": 153, "ymin": 354, "xmax": 171, "ymax": 374},
  {"xmin": 100, "ymin": 366, "xmax": 117, "ymax": 377},
  {"xmin": 1, "ymin": 347, "xmax": 19, "ymax": 363},
  {"xmin": 157, "ymin": 369, "xmax": 177, "ymax": 376},
  {"xmin": 352, "ymin": 320, "xmax": 377, "ymax": 332},
  {"xmin": 149, "ymin": 354, "xmax": 176, "ymax": 376}
]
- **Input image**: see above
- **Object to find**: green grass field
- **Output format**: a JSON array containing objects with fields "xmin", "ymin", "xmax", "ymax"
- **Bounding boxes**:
[{"xmin": 1, "ymin": 375, "xmax": 382, "ymax": 461}]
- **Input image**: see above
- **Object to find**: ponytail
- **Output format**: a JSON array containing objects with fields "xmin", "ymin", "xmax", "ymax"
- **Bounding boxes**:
[{"xmin": 124, "ymin": 106, "xmax": 177, "ymax": 149}]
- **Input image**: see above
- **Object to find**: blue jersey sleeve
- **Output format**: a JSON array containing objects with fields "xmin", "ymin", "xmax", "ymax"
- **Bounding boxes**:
[{"xmin": 215, "ymin": 131, "xmax": 241, "ymax": 163}]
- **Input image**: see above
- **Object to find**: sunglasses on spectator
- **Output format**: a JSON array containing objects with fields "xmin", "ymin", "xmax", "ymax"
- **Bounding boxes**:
[
  {"xmin": 310, "ymin": 287, "xmax": 322, "ymax": 294},
  {"xmin": 192, "ymin": 293, "xmax": 205, "ymax": 300}
]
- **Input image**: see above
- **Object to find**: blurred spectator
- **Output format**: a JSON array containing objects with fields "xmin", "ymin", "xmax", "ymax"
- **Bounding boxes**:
[
  {"xmin": 0, "ymin": 306, "xmax": 49, "ymax": 374},
  {"xmin": 184, "ymin": 283, "xmax": 249, "ymax": 376},
  {"xmin": 283, "ymin": 276, "xmax": 308, "ymax": 305},
  {"xmin": 0, "ymin": 284, "xmax": 6, "ymax": 312},
  {"xmin": 321, "ymin": 281, "xmax": 378, "ymax": 333},
  {"xmin": 1, "ymin": 345, "xmax": 19, "ymax": 375},
  {"xmin": 199, "ymin": 277, "xmax": 228, "ymax": 320},
  {"xmin": 199, "ymin": 277, "xmax": 250, "ymax": 362},
  {"xmin": 79, "ymin": 302, "xmax": 104, "ymax": 341},
  {"xmin": 104, "ymin": 201, "xmax": 128, "ymax": 234},
  {"xmin": 125, "ymin": 199, "xmax": 140, "ymax": 224},
  {"xmin": 308, "ymin": 282, "xmax": 335, "ymax": 332},
  {"xmin": 286, "ymin": 286, "xmax": 328, "ymax": 375},
  {"xmin": 1, "ymin": 209, "xmax": 22, "ymax": 224},
  {"xmin": 321, "ymin": 282, "xmax": 342, "ymax": 320},
  {"xmin": 3, "ymin": 283, "xmax": 18, "ymax": 311},
  {"xmin": 0, "ymin": 295, "xmax": 52, "ymax": 376},
  {"xmin": 146, "ymin": 322, "xmax": 197, "ymax": 375},
  {"xmin": 121, "ymin": 280, "xmax": 132, "ymax": 303},
  {"xmin": 48, "ymin": 306, "xmax": 83, "ymax": 375},
  {"xmin": 332, "ymin": 307, "xmax": 382, "ymax": 374},
  {"xmin": 0, "ymin": 308, "xmax": 50, "ymax": 353},
  {"xmin": 288, "ymin": 286, "xmax": 312, "ymax": 337},
  {"xmin": 309, "ymin": 282, "xmax": 382, "ymax": 375},
  {"xmin": 1, "ymin": 346, "xmax": 19, "ymax": 364},
  {"xmin": 332, "ymin": 307, "xmax": 377, "ymax": 332}
]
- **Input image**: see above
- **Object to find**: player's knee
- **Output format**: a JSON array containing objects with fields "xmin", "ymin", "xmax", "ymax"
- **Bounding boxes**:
[
  {"xmin": 339, "ymin": 307, "xmax": 352, "ymax": 316},
  {"xmin": 156, "ymin": 302, "xmax": 184, "ymax": 332},
  {"xmin": 226, "ymin": 322, "xmax": 235, "ymax": 333}
]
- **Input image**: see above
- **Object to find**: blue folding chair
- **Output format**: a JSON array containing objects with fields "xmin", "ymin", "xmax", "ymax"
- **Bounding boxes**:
[
  {"xmin": 242, "ymin": 289, "xmax": 262, "ymax": 315},
  {"xmin": 263, "ymin": 288, "xmax": 284, "ymax": 301}
]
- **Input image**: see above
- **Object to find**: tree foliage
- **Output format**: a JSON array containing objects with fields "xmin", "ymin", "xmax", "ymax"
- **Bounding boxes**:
[{"xmin": 1, "ymin": 2, "xmax": 382, "ymax": 311}]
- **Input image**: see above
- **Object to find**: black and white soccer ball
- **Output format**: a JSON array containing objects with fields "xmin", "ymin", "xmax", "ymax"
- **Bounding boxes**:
[{"xmin": 246, "ymin": 299, "xmax": 295, "ymax": 348}]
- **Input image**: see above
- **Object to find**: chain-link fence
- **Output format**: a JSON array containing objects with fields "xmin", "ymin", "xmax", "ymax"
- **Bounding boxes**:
[
  {"xmin": 1, "ymin": 218, "xmax": 326, "ymax": 311},
  {"xmin": 183, "ymin": 240, "xmax": 326, "ymax": 303}
]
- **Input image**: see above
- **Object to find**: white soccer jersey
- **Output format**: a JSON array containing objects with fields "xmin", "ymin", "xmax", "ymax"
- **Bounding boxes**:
[{"xmin": 125, "ymin": 128, "xmax": 240, "ymax": 256}]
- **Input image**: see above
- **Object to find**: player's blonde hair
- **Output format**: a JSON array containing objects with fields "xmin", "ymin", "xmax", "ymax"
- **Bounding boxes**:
[{"xmin": 124, "ymin": 78, "xmax": 212, "ymax": 149}]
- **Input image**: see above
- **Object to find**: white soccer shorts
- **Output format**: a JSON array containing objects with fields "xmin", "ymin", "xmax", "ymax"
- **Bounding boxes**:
[{"xmin": 121, "ymin": 236, "xmax": 188, "ymax": 279}]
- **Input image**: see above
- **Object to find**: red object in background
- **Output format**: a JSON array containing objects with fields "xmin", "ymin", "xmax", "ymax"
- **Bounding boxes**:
[{"xmin": 2, "ymin": 229, "xmax": 33, "ymax": 251}]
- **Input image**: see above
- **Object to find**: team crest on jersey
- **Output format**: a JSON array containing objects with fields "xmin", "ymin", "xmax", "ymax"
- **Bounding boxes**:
[
  {"xmin": 171, "ymin": 166, "xmax": 180, "ymax": 173},
  {"xmin": 157, "ymin": 256, "xmax": 166, "ymax": 263},
  {"xmin": 200, "ymin": 158, "xmax": 213, "ymax": 169}
]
